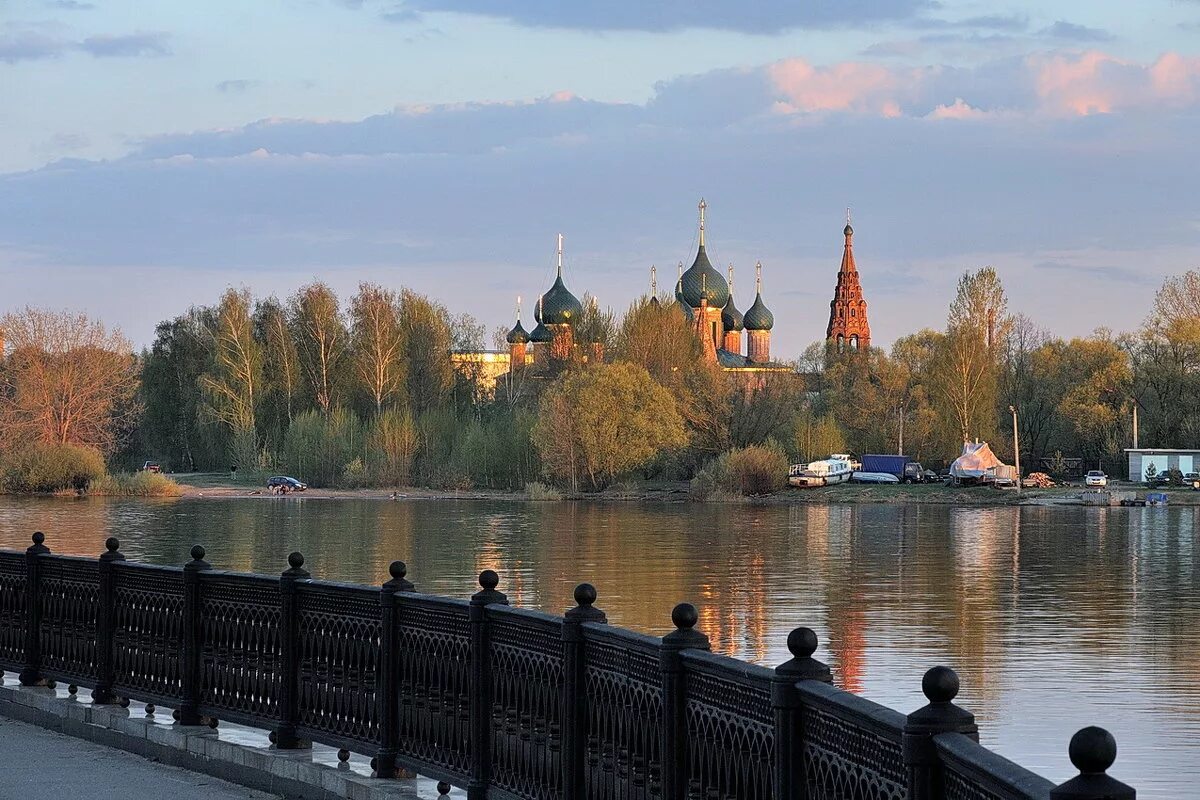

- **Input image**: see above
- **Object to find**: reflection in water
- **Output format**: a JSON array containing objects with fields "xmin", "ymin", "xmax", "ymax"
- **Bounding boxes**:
[{"xmin": 0, "ymin": 496, "xmax": 1198, "ymax": 798}]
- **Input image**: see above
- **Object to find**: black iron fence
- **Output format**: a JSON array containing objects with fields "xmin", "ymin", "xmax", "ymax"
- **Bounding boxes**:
[{"xmin": 0, "ymin": 533, "xmax": 1134, "ymax": 800}]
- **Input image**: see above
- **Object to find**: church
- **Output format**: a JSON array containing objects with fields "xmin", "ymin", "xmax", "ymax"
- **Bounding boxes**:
[{"xmin": 484, "ymin": 200, "xmax": 873, "ymax": 391}]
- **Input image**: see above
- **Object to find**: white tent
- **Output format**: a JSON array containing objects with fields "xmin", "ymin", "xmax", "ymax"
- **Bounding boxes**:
[{"xmin": 950, "ymin": 441, "xmax": 1016, "ymax": 483}]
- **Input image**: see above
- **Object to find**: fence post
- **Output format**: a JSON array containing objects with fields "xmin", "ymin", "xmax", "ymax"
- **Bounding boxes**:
[
  {"xmin": 374, "ymin": 560, "xmax": 414, "ymax": 779},
  {"xmin": 18, "ymin": 532, "xmax": 49, "ymax": 686},
  {"xmin": 562, "ymin": 583, "xmax": 606, "ymax": 800},
  {"xmin": 179, "ymin": 545, "xmax": 210, "ymax": 725},
  {"xmin": 902, "ymin": 666, "xmax": 977, "ymax": 800},
  {"xmin": 468, "ymin": 569, "xmax": 508, "ymax": 800},
  {"xmin": 275, "ymin": 551, "xmax": 310, "ymax": 749},
  {"xmin": 660, "ymin": 603, "xmax": 710, "ymax": 800},
  {"xmin": 1050, "ymin": 727, "xmax": 1135, "ymax": 799},
  {"xmin": 91, "ymin": 537, "xmax": 125, "ymax": 704},
  {"xmin": 773, "ymin": 627, "xmax": 832, "ymax": 800}
]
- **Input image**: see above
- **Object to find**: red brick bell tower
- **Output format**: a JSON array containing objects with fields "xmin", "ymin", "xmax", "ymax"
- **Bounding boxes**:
[{"xmin": 826, "ymin": 212, "xmax": 871, "ymax": 353}]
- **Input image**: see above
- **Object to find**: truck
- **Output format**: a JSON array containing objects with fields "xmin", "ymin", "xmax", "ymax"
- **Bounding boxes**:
[{"xmin": 860, "ymin": 454, "xmax": 933, "ymax": 483}]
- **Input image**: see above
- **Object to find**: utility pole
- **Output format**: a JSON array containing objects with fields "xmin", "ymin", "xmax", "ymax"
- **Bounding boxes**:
[
  {"xmin": 1009, "ymin": 405, "xmax": 1021, "ymax": 495},
  {"xmin": 1132, "ymin": 403, "xmax": 1139, "ymax": 449}
]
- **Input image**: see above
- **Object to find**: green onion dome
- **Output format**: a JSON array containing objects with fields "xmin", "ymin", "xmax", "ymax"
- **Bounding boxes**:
[
  {"xmin": 680, "ymin": 245, "xmax": 730, "ymax": 309},
  {"xmin": 844, "ymin": 223, "xmax": 854, "ymax": 237},
  {"xmin": 529, "ymin": 321, "xmax": 552, "ymax": 343},
  {"xmin": 722, "ymin": 296, "xmax": 744, "ymax": 332},
  {"xmin": 539, "ymin": 274, "xmax": 584, "ymax": 326},
  {"xmin": 743, "ymin": 292, "xmax": 774, "ymax": 331},
  {"xmin": 506, "ymin": 319, "xmax": 529, "ymax": 344}
]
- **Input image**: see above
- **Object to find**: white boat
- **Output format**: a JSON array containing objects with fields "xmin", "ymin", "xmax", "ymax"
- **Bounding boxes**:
[
  {"xmin": 789, "ymin": 455, "xmax": 855, "ymax": 488},
  {"xmin": 851, "ymin": 471, "xmax": 900, "ymax": 484}
]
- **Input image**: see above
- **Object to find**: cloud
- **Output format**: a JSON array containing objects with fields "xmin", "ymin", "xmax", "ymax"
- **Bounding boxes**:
[
  {"xmin": 1041, "ymin": 21, "xmax": 1113, "ymax": 42},
  {"xmin": 365, "ymin": 0, "xmax": 934, "ymax": 33},
  {"xmin": 3, "ymin": 50, "xmax": 1199, "ymax": 351},
  {"xmin": 47, "ymin": 0, "xmax": 95, "ymax": 8},
  {"xmin": 0, "ymin": 24, "xmax": 67, "ymax": 63},
  {"xmin": 216, "ymin": 79, "xmax": 259, "ymax": 93},
  {"xmin": 1031, "ymin": 51, "xmax": 1200, "ymax": 115},
  {"xmin": 79, "ymin": 31, "xmax": 171, "ymax": 58}
]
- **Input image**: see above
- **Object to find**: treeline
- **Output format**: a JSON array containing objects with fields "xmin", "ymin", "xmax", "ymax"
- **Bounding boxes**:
[
  {"xmin": 5, "ymin": 268, "xmax": 1200, "ymax": 495},
  {"xmin": 138, "ymin": 282, "xmax": 542, "ymax": 489}
]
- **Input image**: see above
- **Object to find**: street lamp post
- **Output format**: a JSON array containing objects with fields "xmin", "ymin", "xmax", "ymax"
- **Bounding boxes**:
[{"xmin": 1009, "ymin": 405, "xmax": 1021, "ymax": 495}]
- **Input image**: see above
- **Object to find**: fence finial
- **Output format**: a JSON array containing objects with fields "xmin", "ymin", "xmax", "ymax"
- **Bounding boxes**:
[
  {"xmin": 384, "ymin": 560, "xmax": 415, "ymax": 592},
  {"xmin": 283, "ymin": 551, "xmax": 309, "ymax": 578},
  {"xmin": 472, "ymin": 569, "xmax": 507, "ymax": 605},
  {"xmin": 663, "ymin": 603, "xmax": 709, "ymax": 650},
  {"xmin": 565, "ymin": 582, "xmax": 606, "ymax": 623},
  {"xmin": 28, "ymin": 531, "xmax": 48, "ymax": 555},
  {"xmin": 777, "ymin": 627, "xmax": 832, "ymax": 682},
  {"xmin": 1050, "ymin": 727, "xmax": 1135, "ymax": 799}
]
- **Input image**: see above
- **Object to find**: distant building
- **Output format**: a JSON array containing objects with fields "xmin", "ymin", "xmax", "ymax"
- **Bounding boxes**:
[
  {"xmin": 1124, "ymin": 448, "xmax": 1200, "ymax": 481},
  {"xmin": 826, "ymin": 216, "xmax": 871, "ymax": 353}
]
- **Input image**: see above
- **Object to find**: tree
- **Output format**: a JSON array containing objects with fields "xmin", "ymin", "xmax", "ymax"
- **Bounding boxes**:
[
  {"xmin": 200, "ymin": 289, "xmax": 261, "ymax": 466},
  {"xmin": 398, "ymin": 290, "xmax": 454, "ymax": 416},
  {"xmin": 348, "ymin": 283, "xmax": 406, "ymax": 416},
  {"xmin": 255, "ymin": 297, "xmax": 301, "ymax": 427},
  {"xmin": 931, "ymin": 268, "xmax": 1010, "ymax": 446},
  {"xmin": 534, "ymin": 362, "xmax": 687, "ymax": 490},
  {"xmin": 0, "ymin": 307, "xmax": 140, "ymax": 455},
  {"xmin": 614, "ymin": 297, "xmax": 730, "ymax": 467},
  {"xmin": 290, "ymin": 283, "xmax": 347, "ymax": 416}
]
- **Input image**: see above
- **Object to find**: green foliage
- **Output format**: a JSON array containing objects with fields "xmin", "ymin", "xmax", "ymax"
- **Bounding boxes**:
[
  {"xmin": 1, "ymin": 444, "xmax": 107, "ymax": 493},
  {"xmin": 1144, "ymin": 461, "xmax": 1158, "ymax": 482},
  {"xmin": 793, "ymin": 409, "xmax": 847, "ymax": 463},
  {"xmin": 90, "ymin": 472, "xmax": 183, "ymax": 497},
  {"xmin": 280, "ymin": 408, "xmax": 363, "ymax": 488},
  {"xmin": 692, "ymin": 442, "xmax": 788, "ymax": 498},
  {"xmin": 365, "ymin": 408, "xmax": 419, "ymax": 487},
  {"xmin": 1165, "ymin": 467, "xmax": 1184, "ymax": 487},
  {"xmin": 534, "ymin": 362, "xmax": 688, "ymax": 490}
]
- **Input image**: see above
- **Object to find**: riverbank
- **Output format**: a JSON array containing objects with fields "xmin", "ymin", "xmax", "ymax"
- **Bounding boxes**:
[{"xmin": 168, "ymin": 473, "xmax": 1200, "ymax": 506}]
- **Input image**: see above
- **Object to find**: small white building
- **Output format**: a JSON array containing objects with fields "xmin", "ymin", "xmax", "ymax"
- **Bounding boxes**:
[{"xmin": 1125, "ymin": 448, "xmax": 1200, "ymax": 481}]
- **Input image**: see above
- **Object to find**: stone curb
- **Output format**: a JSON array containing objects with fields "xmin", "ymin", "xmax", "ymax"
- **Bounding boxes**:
[{"xmin": 0, "ymin": 683, "xmax": 422, "ymax": 800}]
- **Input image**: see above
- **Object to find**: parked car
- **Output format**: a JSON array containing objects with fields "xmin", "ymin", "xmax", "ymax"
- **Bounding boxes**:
[
  {"xmin": 1084, "ymin": 470, "xmax": 1108, "ymax": 488},
  {"xmin": 1186, "ymin": 472, "xmax": 1200, "ymax": 489},
  {"xmin": 267, "ymin": 476, "xmax": 308, "ymax": 493},
  {"xmin": 141, "ymin": 461, "xmax": 161, "ymax": 473}
]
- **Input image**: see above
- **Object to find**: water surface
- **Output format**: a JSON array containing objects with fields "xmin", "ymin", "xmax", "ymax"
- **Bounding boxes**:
[{"xmin": 0, "ymin": 496, "xmax": 1195, "ymax": 797}]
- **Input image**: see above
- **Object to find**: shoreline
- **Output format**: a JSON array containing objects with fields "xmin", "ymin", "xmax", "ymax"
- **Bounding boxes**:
[{"xmin": 165, "ymin": 478, "xmax": 1200, "ymax": 507}]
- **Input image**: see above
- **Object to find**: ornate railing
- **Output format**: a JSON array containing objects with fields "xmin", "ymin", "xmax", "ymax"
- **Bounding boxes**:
[{"xmin": 0, "ymin": 533, "xmax": 1135, "ymax": 800}]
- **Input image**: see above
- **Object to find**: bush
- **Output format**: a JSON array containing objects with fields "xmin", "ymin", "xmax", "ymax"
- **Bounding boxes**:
[
  {"xmin": 525, "ymin": 481, "xmax": 563, "ymax": 501},
  {"xmin": 1, "ymin": 444, "xmax": 107, "ymax": 493},
  {"xmin": 90, "ymin": 472, "xmax": 183, "ymax": 497},
  {"xmin": 281, "ymin": 409, "xmax": 364, "ymax": 487},
  {"xmin": 691, "ymin": 442, "xmax": 788, "ymax": 498}
]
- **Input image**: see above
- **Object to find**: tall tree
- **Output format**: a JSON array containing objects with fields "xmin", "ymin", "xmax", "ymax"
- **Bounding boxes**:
[
  {"xmin": 255, "ymin": 297, "xmax": 301, "ymax": 427},
  {"xmin": 290, "ymin": 282, "xmax": 347, "ymax": 416},
  {"xmin": 348, "ymin": 283, "xmax": 407, "ymax": 416},
  {"xmin": 0, "ymin": 307, "xmax": 141, "ymax": 455},
  {"xmin": 141, "ymin": 308, "xmax": 221, "ymax": 471},
  {"xmin": 201, "ymin": 288, "xmax": 261, "ymax": 436},
  {"xmin": 398, "ymin": 290, "xmax": 454, "ymax": 416}
]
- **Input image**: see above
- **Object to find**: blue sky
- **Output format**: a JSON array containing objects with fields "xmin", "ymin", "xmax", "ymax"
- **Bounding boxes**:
[{"xmin": 2, "ymin": 0, "xmax": 1199, "ymax": 354}]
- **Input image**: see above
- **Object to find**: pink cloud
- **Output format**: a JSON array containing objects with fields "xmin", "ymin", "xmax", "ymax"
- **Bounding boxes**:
[
  {"xmin": 1030, "ymin": 50, "xmax": 1200, "ymax": 116},
  {"xmin": 765, "ymin": 58, "xmax": 917, "ymax": 115},
  {"xmin": 927, "ymin": 98, "xmax": 987, "ymax": 120}
]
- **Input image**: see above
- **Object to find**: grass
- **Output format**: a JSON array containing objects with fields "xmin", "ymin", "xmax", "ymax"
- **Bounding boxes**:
[
  {"xmin": 525, "ymin": 481, "xmax": 564, "ymax": 501},
  {"xmin": 89, "ymin": 472, "xmax": 183, "ymax": 497}
]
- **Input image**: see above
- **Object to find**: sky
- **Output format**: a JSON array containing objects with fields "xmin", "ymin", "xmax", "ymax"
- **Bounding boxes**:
[{"xmin": 2, "ymin": 0, "xmax": 1199, "ymax": 356}]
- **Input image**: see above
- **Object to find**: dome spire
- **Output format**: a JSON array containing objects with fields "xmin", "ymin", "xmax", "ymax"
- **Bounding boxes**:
[
  {"xmin": 727, "ymin": 263, "xmax": 734, "ymax": 295},
  {"xmin": 556, "ymin": 232, "xmax": 564, "ymax": 277},
  {"xmin": 698, "ymin": 198, "xmax": 707, "ymax": 248},
  {"xmin": 756, "ymin": 260, "xmax": 762, "ymax": 293},
  {"xmin": 650, "ymin": 264, "xmax": 658, "ymax": 295},
  {"xmin": 516, "ymin": 295, "xmax": 522, "ymax": 321}
]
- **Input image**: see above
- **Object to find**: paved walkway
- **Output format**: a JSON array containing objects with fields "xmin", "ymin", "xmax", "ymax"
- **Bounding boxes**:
[{"xmin": 0, "ymin": 716, "xmax": 279, "ymax": 800}]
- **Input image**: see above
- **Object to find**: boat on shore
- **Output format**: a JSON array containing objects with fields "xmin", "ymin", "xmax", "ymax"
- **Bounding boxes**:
[
  {"xmin": 851, "ymin": 471, "xmax": 900, "ymax": 484},
  {"xmin": 789, "ymin": 455, "xmax": 855, "ymax": 488}
]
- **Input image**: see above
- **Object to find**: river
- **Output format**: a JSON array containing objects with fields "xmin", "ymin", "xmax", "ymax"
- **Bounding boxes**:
[{"xmin": 0, "ymin": 496, "xmax": 1195, "ymax": 797}]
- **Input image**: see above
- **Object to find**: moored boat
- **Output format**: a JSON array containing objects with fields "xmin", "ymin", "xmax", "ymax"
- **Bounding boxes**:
[
  {"xmin": 789, "ymin": 455, "xmax": 855, "ymax": 488},
  {"xmin": 851, "ymin": 471, "xmax": 900, "ymax": 484}
]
